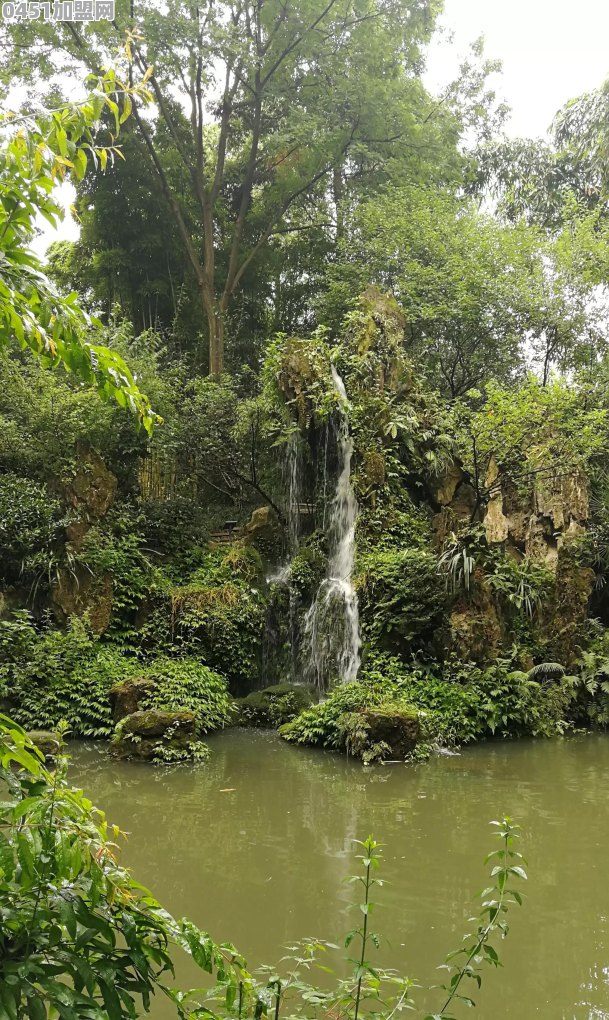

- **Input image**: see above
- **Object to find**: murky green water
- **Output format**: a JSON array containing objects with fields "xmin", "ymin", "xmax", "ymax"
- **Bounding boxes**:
[{"xmin": 70, "ymin": 730, "xmax": 609, "ymax": 1019}]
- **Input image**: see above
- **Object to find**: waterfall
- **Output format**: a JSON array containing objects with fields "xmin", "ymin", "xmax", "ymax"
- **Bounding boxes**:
[{"xmin": 302, "ymin": 367, "xmax": 361, "ymax": 692}]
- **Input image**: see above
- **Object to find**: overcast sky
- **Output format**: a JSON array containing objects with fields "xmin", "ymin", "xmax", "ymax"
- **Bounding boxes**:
[{"xmin": 426, "ymin": 0, "xmax": 609, "ymax": 139}]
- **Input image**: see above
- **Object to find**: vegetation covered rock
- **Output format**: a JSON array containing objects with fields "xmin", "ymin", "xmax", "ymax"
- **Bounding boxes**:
[
  {"xmin": 26, "ymin": 730, "xmax": 61, "ymax": 761},
  {"xmin": 110, "ymin": 676, "xmax": 157, "ymax": 722},
  {"xmin": 236, "ymin": 684, "xmax": 314, "ymax": 728},
  {"xmin": 280, "ymin": 680, "xmax": 421, "ymax": 762},
  {"xmin": 110, "ymin": 709, "xmax": 207, "ymax": 763}
]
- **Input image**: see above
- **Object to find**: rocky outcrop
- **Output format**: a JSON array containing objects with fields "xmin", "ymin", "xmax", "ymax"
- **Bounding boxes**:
[
  {"xmin": 64, "ymin": 442, "xmax": 117, "ymax": 532},
  {"xmin": 243, "ymin": 506, "xmax": 278, "ymax": 545},
  {"xmin": 51, "ymin": 443, "xmax": 118, "ymax": 633},
  {"xmin": 448, "ymin": 568, "xmax": 506, "ymax": 665},
  {"xmin": 360, "ymin": 706, "xmax": 420, "ymax": 757},
  {"xmin": 538, "ymin": 550, "xmax": 594, "ymax": 666},
  {"xmin": 109, "ymin": 676, "xmax": 156, "ymax": 723},
  {"xmin": 483, "ymin": 456, "xmax": 509, "ymax": 544},
  {"xmin": 52, "ymin": 571, "xmax": 113, "ymax": 635},
  {"xmin": 435, "ymin": 456, "xmax": 589, "ymax": 572},
  {"xmin": 434, "ymin": 454, "xmax": 592, "ymax": 664},
  {"xmin": 110, "ymin": 709, "xmax": 197, "ymax": 761},
  {"xmin": 430, "ymin": 461, "xmax": 466, "ymax": 508}
]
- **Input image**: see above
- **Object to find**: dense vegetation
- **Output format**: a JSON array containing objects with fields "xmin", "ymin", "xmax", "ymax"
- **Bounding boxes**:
[
  {"xmin": 2, "ymin": 2, "xmax": 609, "ymax": 762},
  {"xmin": 2, "ymin": 3, "xmax": 609, "ymax": 1012}
]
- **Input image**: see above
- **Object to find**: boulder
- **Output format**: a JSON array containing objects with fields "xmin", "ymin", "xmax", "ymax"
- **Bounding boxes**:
[
  {"xmin": 27, "ymin": 730, "xmax": 61, "ymax": 761},
  {"xmin": 360, "ymin": 706, "xmax": 420, "ymax": 757},
  {"xmin": 120, "ymin": 710, "xmax": 195, "ymax": 739},
  {"xmin": 243, "ymin": 506, "xmax": 279, "ymax": 545},
  {"xmin": 236, "ymin": 683, "xmax": 314, "ymax": 728},
  {"xmin": 110, "ymin": 710, "xmax": 197, "ymax": 762},
  {"xmin": 109, "ymin": 676, "xmax": 156, "ymax": 722}
]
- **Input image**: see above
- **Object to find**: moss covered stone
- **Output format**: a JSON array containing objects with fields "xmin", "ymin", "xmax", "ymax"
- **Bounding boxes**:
[
  {"xmin": 109, "ymin": 677, "xmax": 156, "ymax": 722},
  {"xmin": 110, "ymin": 709, "xmax": 198, "ymax": 761},
  {"xmin": 360, "ymin": 706, "xmax": 420, "ymax": 756},
  {"xmin": 236, "ymin": 683, "xmax": 314, "ymax": 728},
  {"xmin": 27, "ymin": 730, "xmax": 61, "ymax": 761}
]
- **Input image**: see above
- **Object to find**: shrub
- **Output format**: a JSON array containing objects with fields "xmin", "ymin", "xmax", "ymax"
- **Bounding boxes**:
[
  {"xmin": 357, "ymin": 497, "xmax": 432, "ymax": 553},
  {"xmin": 282, "ymin": 656, "xmax": 576, "ymax": 754},
  {"xmin": 170, "ymin": 548, "xmax": 268, "ymax": 689},
  {"xmin": 0, "ymin": 473, "xmax": 64, "ymax": 585},
  {"xmin": 78, "ymin": 518, "xmax": 152, "ymax": 623},
  {"xmin": 362, "ymin": 656, "xmax": 576, "ymax": 745},
  {"xmin": 356, "ymin": 548, "xmax": 447, "ymax": 657},
  {"xmin": 138, "ymin": 657, "xmax": 233, "ymax": 734},
  {"xmin": 0, "ymin": 613, "xmax": 139, "ymax": 738},
  {"xmin": 0, "ymin": 717, "xmax": 526, "ymax": 1019}
]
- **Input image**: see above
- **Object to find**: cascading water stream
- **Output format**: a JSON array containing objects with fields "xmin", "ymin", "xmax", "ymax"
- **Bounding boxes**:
[{"xmin": 302, "ymin": 367, "xmax": 361, "ymax": 692}]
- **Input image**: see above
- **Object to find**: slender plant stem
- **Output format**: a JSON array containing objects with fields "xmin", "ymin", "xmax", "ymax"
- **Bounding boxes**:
[
  {"xmin": 353, "ymin": 856, "xmax": 371, "ymax": 1020},
  {"xmin": 437, "ymin": 829, "xmax": 509, "ymax": 1016}
]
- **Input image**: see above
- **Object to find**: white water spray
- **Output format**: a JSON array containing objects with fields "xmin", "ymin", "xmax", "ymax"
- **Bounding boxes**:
[{"xmin": 302, "ymin": 368, "xmax": 361, "ymax": 691}]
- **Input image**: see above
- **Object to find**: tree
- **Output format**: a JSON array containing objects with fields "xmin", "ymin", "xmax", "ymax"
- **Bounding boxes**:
[
  {"xmin": 1, "ymin": 0, "xmax": 460, "ymax": 373},
  {"xmin": 0, "ymin": 70, "xmax": 157, "ymax": 432},
  {"xmin": 452, "ymin": 376, "xmax": 609, "ymax": 520},
  {"xmin": 473, "ymin": 76, "xmax": 609, "ymax": 229}
]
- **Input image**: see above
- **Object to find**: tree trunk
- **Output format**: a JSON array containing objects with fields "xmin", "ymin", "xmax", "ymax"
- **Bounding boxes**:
[{"xmin": 200, "ymin": 283, "xmax": 225, "ymax": 375}]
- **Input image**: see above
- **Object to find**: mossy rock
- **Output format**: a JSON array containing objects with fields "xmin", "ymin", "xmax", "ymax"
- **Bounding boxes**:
[
  {"xmin": 27, "ymin": 730, "xmax": 61, "ymax": 761},
  {"xmin": 335, "ymin": 703, "xmax": 420, "ymax": 762},
  {"xmin": 109, "ymin": 677, "xmax": 157, "ymax": 722},
  {"xmin": 110, "ymin": 709, "xmax": 198, "ymax": 761},
  {"xmin": 361, "ymin": 706, "xmax": 420, "ymax": 756},
  {"xmin": 236, "ymin": 683, "xmax": 314, "ymax": 728}
]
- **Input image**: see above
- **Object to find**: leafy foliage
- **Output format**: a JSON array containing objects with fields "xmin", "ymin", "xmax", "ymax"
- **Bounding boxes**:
[
  {"xmin": 138, "ymin": 658, "xmax": 233, "ymax": 735},
  {"xmin": 356, "ymin": 548, "xmax": 447, "ymax": 657},
  {"xmin": 0, "ymin": 71, "xmax": 157, "ymax": 432},
  {"xmin": 0, "ymin": 714, "xmax": 250, "ymax": 1018},
  {"xmin": 170, "ymin": 548, "xmax": 268, "ymax": 689},
  {"xmin": 282, "ymin": 656, "xmax": 576, "ymax": 752},
  {"xmin": 0, "ymin": 473, "xmax": 64, "ymax": 585},
  {"xmin": 0, "ymin": 613, "xmax": 138, "ymax": 738},
  {"xmin": 0, "ymin": 714, "xmax": 527, "ymax": 1020}
]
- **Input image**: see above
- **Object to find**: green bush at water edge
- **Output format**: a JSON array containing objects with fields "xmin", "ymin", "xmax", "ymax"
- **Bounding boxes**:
[
  {"xmin": 0, "ymin": 613, "xmax": 233, "ymax": 744},
  {"xmin": 281, "ymin": 656, "xmax": 575, "ymax": 754}
]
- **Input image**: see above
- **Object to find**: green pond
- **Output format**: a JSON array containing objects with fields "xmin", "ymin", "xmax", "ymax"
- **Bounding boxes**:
[{"xmin": 70, "ymin": 730, "xmax": 609, "ymax": 1019}]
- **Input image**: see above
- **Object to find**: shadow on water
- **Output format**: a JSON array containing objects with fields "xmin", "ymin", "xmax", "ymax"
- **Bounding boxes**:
[{"xmin": 70, "ymin": 730, "xmax": 609, "ymax": 1019}]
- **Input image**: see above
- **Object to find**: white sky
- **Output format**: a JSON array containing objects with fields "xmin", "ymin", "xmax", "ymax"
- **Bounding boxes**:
[
  {"xmin": 34, "ymin": 0, "xmax": 609, "ymax": 253},
  {"xmin": 426, "ymin": 0, "xmax": 609, "ymax": 139}
]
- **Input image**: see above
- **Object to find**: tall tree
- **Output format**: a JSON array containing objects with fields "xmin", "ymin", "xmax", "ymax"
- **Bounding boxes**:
[{"xmin": 2, "ymin": 0, "xmax": 451, "ymax": 373}]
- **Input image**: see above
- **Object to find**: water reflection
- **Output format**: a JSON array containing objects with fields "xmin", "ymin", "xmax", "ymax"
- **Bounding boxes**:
[{"xmin": 70, "ymin": 730, "xmax": 609, "ymax": 1019}]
